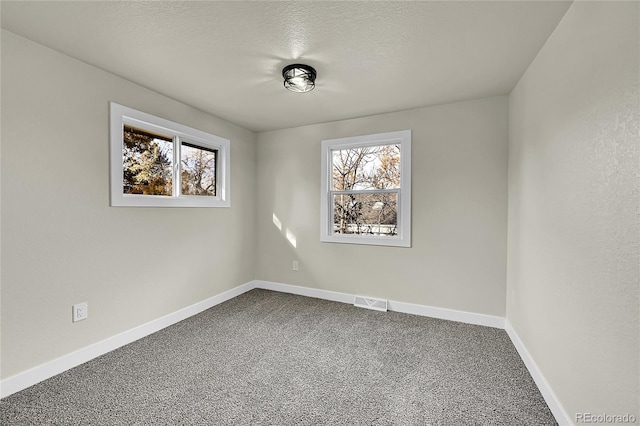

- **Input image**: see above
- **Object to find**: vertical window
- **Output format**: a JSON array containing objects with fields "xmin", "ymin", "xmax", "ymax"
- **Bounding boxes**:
[
  {"xmin": 321, "ymin": 130, "xmax": 411, "ymax": 247},
  {"xmin": 110, "ymin": 103, "xmax": 230, "ymax": 207}
]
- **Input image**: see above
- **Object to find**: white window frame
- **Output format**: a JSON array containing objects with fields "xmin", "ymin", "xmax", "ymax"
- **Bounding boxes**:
[
  {"xmin": 320, "ymin": 130, "xmax": 411, "ymax": 247},
  {"xmin": 109, "ymin": 102, "xmax": 230, "ymax": 208}
]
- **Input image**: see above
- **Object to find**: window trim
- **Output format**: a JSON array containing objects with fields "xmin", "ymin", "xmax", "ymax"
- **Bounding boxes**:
[
  {"xmin": 320, "ymin": 130, "xmax": 411, "ymax": 247},
  {"xmin": 109, "ymin": 102, "xmax": 230, "ymax": 208}
]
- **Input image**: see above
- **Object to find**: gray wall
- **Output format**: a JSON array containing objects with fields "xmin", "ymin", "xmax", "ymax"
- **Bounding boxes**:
[
  {"xmin": 507, "ymin": 1, "xmax": 639, "ymax": 419},
  {"xmin": 1, "ymin": 31, "xmax": 257, "ymax": 379},
  {"xmin": 256, "ymin": 96, "xmax": 508, "ymax": 316}
]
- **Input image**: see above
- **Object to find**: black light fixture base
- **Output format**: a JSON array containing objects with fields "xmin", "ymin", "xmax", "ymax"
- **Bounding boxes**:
[{"xmin": 282, "ymin": 64, "xmax": 317, "ymax": 93}]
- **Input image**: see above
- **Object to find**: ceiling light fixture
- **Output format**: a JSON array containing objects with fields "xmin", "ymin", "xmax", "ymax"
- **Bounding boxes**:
[{"xmin": 282, "ymin": 64, "xmax": 317, "ymax": 93}]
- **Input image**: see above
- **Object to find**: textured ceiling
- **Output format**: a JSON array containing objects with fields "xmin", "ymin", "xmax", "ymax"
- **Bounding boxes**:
[{"xmin": 1, "ymin": 1, "xmax": 572, "ymax": 132}]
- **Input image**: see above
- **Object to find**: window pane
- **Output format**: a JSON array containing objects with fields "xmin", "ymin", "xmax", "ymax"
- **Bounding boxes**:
[
  {"xmin": 181, "ymin": 142, "xmax": 217, "ymax": 196},
  {"xmin": 332, "ymin": 192, "xmax": 398, "ymax": 236},
  {"xmin": 123, "ymin": 125, "xmax": 173, "ymax": 196},
  {"xmin": 331, "ymin": 144, "xmax": 401, "ymax": 191}
]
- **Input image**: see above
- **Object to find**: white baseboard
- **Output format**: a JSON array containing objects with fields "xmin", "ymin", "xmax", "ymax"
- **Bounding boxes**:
[
  {"xmin": 254, "ymin": 280, "xmax": 504, "ymax": 329},
  {"xmin": 255, "ymin": 280, "xmax": 354, "ymax": 304},
  {"xmin": 505, "ymin": 320, "xmax": 572, "ymax": 426},
  {"xmin": 0, "ymin": 281, "xmax": 256, "ymax": 399},
  {"xmin": 388, "ymin": 299, "xmax": 505, "ymax": 328}
]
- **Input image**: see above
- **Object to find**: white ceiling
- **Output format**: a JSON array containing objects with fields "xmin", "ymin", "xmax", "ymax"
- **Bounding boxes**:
[{"xmin": 1, "ymin": 1, "xmax": 572, "ymax": 132}]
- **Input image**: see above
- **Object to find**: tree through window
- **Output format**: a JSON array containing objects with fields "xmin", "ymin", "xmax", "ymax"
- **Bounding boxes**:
[
  {"xmin": 181, "ymin": 142, "xmax": 217, "ymax": 197},
  {"xmin": 123, "ymin": 125, "xmax": 173, "ymax": 196}
]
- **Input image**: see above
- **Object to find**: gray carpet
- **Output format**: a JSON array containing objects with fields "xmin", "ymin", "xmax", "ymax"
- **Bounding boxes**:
[{"xmin": 0, "ymin": 289, "xmax": 556, "ymax": 425}]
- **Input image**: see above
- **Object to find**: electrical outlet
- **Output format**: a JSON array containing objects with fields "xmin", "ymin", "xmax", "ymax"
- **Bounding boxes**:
[
  {"xmin": 292, "ymin": 260, "xmax": 299, "ymax": 271},
  {"xmin": 73, "ymin": 302, "xmax": 88, "ymax": 322}
]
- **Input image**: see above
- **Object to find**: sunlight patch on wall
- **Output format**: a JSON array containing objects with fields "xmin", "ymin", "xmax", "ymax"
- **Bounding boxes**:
[
  {"xmin": 272, "ymin": 213, "xmax": 282, "ymax": 231},
  {"xmin": 273, "ymin": 212, "xmax": 297, "ymax": 248},
  {"xmin": 285, "ymin": 229, "xmax": 297, "ymax": 248}
]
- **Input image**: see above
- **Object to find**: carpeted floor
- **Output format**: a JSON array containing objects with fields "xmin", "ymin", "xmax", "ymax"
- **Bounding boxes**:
[{"xmin": 0, "ymin": 289, "xmax": 557, "ymax": 425}]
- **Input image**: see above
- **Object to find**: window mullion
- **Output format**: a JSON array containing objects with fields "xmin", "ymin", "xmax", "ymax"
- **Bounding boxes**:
[
  {"xmin": 174, "ymin": 136, "xmax": 180, "ymax": 198},
  {"xmin": 328, "ymin": 190, "xmax": 335, "ymax": 235},
  {"xmin": 396, "ymin": 191, "xmax": 401, "ymax": 233},
  {"xmin": 216, "ymin": 148, "xmax": 221, "ymax": 200},
  {"xmin": 332, "ymin": 188, "xmax": 401, "ymax": 195}
]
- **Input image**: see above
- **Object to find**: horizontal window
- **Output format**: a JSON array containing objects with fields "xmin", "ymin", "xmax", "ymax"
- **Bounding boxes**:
[{"xmin": 110, "ymin": 103, "xmax": 230, "ymax": 208}]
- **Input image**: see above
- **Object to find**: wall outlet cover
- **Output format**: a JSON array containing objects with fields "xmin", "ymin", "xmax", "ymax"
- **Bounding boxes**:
[{"xmin": 73, "ymin": 302, "xmax": 88, "ymax": 322}]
